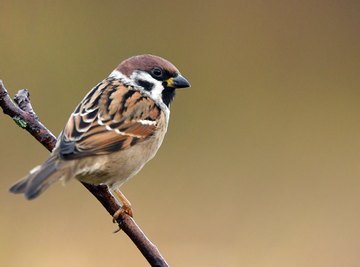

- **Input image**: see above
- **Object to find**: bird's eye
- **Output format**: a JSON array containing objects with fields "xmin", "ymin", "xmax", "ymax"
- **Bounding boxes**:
[{"xmin": 152, "ymin": 68, "xmax": 163, "ymax": 77}]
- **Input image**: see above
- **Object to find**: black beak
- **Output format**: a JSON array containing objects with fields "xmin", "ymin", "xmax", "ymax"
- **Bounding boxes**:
[{"xmin": 167, "ymin": 74, "xmax": 191, "ymax": 89}]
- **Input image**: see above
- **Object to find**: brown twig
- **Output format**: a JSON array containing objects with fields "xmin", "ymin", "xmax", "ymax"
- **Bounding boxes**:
[{"xmin": 0, "ymin": 80, "xmax": 168, "ymax": 267}]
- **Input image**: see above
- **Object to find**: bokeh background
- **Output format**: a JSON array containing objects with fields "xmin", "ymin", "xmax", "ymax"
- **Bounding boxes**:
[{"xmin": 1, "ymin": 1, "xmax": 360, "ymax": 266}]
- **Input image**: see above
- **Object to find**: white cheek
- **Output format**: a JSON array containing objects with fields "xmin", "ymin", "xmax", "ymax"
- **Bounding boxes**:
[
  {"xmin": 150, "ymin": 80, "xmax": 165, "ymax": 101},
  {"xmin": 130, "ymin": 71, "xmax": 164, "ymax": 101}
]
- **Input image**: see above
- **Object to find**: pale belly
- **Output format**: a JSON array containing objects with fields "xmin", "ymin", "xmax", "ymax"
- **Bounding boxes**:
[{"xmin": 74, "ymin": 131, "xmax": 165, "ymax": 188}]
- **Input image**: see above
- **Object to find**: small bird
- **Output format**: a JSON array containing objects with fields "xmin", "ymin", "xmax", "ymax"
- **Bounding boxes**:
[{"xmin": 10, "ymin": 54, "xmax": 190, "ymax": 219}]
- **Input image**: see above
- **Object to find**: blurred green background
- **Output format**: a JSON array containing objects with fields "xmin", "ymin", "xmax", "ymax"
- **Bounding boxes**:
[{"xmin": 1, "ymin": 1, "xmax": 360, "ymax": 266}]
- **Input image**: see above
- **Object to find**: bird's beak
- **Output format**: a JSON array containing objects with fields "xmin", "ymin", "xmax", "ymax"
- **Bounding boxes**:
[{"xmin": 166, "ymin": 74, "xmax": 191, "ymax": 89}]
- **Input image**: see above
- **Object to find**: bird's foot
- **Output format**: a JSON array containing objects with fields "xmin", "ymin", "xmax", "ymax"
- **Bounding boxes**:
[
  {"xmin": 111, "ymin": 188, "xmax": 133, "ymax": 233},
  {"xmin": 112, "ymin": 205, "xmax": 134, "ymax": 233},
  {"xmin": 112, "ymin": 205, "xmax": 133, "ymax": 222}
]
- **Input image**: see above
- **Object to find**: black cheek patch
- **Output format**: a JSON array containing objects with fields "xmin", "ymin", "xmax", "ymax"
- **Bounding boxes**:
[{"xmin": 137, "ymin": 79, "xmax": 154, "ymax": 91}]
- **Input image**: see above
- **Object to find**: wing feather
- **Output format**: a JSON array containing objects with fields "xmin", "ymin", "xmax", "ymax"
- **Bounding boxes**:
[{"xmin": 59, "ymin": 78, "xmax": 162, "ymax": 160}]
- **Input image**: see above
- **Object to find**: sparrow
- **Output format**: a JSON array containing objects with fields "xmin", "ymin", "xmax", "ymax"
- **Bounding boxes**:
[{"xmin": 9, "ymin": 54, "xmax": 190, "ymax": 219}]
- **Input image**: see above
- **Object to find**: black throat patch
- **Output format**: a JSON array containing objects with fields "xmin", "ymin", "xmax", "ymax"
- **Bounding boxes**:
[{"xmin": 161, "ymin": 87, "xmax": 176, "ymax": 107}]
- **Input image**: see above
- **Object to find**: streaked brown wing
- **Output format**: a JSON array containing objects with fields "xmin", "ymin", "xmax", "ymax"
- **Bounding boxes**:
[{"xmin": 58, "ymin": 78, "xmax": 161, "ymax": 160}]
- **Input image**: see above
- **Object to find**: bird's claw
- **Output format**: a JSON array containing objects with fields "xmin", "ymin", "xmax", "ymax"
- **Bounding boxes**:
[{"xmin": 112, "ymin": 205, "xmax": 134, "ymax": 233}]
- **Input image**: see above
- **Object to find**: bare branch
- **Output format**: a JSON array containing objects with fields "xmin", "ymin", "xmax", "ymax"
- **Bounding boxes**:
[
  {"xmin": 0, "ymin": 80, "xmax": 57, "ymax": 150},
  {"xmin": 0, "ymin": 80, "xmax": 168, "ymax": 267},
  {"xmin": 14, "ymin": 89, "xmax": 38, "ymax": 117}
]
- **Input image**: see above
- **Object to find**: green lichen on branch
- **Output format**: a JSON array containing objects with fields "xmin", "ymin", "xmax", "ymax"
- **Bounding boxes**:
[{"xmin": 13, "ymin": 116, "xmax": 27, "ymax": 128}]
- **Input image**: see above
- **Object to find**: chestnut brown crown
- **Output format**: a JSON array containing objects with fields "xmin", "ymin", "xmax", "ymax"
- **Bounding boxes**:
[{"xmin": 117, "ymin": 54, "xmax": 179, "ymax": 77}]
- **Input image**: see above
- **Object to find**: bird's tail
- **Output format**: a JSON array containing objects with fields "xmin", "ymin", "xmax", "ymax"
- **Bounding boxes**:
[{"xmin": 9, "ymin": 156, "xmax": 65, "ymax": 200}]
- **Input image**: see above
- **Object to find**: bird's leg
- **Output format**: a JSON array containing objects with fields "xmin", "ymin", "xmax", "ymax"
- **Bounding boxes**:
[{"xmin": 112, "ymin": 188, "xmax": 133, "ymax": 224}]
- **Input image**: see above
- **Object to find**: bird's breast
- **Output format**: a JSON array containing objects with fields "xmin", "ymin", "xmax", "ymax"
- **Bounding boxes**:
[{"xmin": 75, "ymin": 120, "xmax": 167, "ymax": 187}]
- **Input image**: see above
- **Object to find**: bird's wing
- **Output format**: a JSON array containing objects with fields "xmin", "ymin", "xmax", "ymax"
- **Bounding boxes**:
[{"xmin": 58, "ymin": 78, "xmax": 162, "ymax": 160}]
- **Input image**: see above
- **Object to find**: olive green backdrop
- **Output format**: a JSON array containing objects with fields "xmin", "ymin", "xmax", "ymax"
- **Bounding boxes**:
[{"xmin": 1, "ymin": 1, "xmax": 360, "ymax": 266}]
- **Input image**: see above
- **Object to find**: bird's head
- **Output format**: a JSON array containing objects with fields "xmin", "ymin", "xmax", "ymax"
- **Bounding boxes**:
[{"xmin": 113, "ymin": 54, "xmax": 190, "ymax": 107}]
